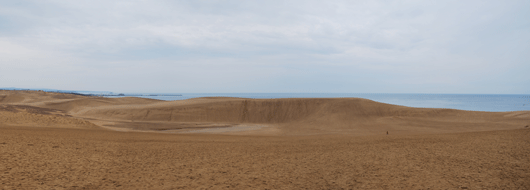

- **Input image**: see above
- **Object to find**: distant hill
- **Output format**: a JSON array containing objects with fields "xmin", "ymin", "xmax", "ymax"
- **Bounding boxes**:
[{"xmin": 0, "ymin": 87, "xmax": 114, "ymax": 95}]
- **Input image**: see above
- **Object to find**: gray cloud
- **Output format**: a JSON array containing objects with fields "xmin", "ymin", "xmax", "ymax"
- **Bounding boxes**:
[{"xmin": 0, "ymin": 0, "xmax": 528, "ymax": 93}]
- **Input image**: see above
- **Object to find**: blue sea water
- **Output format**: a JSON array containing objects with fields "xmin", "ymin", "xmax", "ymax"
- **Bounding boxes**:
[{"xmin": 105, "ymin": 93, "xmax": 530, "ymax": 112}]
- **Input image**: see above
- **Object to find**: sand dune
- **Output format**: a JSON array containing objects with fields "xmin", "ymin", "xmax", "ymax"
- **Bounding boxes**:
[
  {"xmin": 1, "ymin": 90, "xmax": 528, "ymax": 135},
  {"xmin": 49, "ymin": 96, "xmax": 530, "ymax": 135},
  {"xmin": 1, "ymin": 90, "xmax": 529, "ymax": 189}
]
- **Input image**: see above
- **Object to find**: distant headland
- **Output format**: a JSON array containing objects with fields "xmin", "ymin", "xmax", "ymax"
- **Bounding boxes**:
[{"xmin": 0, "ymin": 88, "xmax": 181, "ymax": 97}]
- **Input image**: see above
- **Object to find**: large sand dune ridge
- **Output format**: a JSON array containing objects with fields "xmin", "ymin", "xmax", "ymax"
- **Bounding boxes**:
[{"xmin": 1, "ymin": 90, "xmax": 528, "ymax": 135}]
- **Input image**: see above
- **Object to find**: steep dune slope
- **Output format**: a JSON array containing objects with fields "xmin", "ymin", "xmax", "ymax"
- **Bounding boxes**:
[{"xmin": 82, "ymin": 98, "xmax": 400, "ymax": 122}]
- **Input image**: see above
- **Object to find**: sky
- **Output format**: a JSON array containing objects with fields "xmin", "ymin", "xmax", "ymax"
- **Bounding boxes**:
[{"xmin": 0, "ymin": 0, "xmax": 529, "ymax": 94}]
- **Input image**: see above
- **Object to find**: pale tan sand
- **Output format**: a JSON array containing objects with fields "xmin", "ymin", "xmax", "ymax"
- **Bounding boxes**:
[
  {"xmin": 1, "ymin": 90, "xmax": 529, "ymax": 189},
  {"xmin": 1, "ymin": 126, "xmax": 529, "ymax": 189}
]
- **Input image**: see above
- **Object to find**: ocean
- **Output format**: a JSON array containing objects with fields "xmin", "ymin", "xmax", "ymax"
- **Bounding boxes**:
[{"xmin": 104, "ymin": 93, "xmax": 530, "ymax": 112}]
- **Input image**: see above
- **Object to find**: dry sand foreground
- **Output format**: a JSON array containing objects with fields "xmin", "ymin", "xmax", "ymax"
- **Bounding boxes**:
[{"xmin": 1, "ymin": 90, "xmax": 529, "ymax": 189}]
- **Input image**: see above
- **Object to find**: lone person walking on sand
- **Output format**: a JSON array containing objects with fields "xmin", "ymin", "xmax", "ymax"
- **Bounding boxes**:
[{"xmin": 386, "ymin": 131, "xmax": 388, "ymax": 135}]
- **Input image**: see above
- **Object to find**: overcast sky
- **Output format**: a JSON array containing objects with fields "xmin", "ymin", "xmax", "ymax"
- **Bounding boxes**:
[{"xmin": 1, "ymin": 0, "xmax": 529, "ymax": 93}]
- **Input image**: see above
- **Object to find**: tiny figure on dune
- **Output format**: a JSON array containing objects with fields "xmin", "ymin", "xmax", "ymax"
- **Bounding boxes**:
[{"xmin": 386, "ymin": 131, "xmax": 388, "ymax": 135}]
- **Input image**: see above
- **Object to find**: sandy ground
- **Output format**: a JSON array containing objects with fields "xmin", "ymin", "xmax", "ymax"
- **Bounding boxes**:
[
  {"xmin": 1, "ymin": 90, "xmax": 529, "ymax": 189},
  {"xmin": 1, "ymin": 126, "xmax": 529, "ymax": 189}
]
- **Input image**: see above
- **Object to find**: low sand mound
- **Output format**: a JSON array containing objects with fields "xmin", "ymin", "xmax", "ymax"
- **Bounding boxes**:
[
  {"xmin": 0, "ymin": 105, "xmax": 97, "ymax": 129},
  {"xmin": 504, "ymin": 111, "xmax": 530, "ymax": 118},
  {"xmin": 0, "ymin": 90, "xmax": 86, "ymax": 104}
]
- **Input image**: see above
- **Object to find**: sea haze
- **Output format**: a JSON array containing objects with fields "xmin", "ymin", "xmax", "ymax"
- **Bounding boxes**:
[{"xmin": 105, "ymin": 93, "xmax": 530, "ymax": 112}]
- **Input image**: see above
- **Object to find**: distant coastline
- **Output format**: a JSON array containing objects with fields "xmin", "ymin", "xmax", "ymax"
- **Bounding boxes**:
[
  {"xmin": 0, "ymin": 88, "xmax": 95, "ymax": 97},
  {"xmin": 0, "ymin": 88, "xmax": 182, "ymax": 97},
  {"xmin": 104, "ymin": 94, "xmax": 183, "ymax": 97}
]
